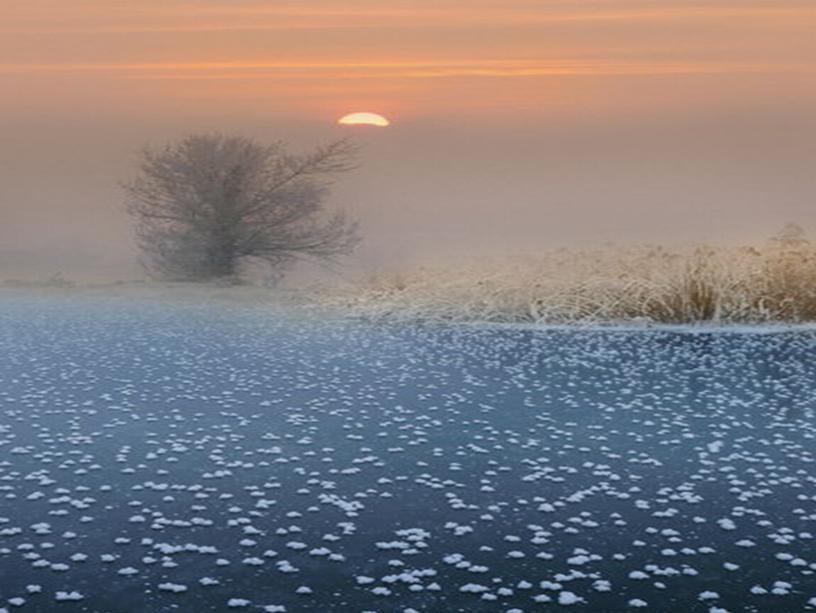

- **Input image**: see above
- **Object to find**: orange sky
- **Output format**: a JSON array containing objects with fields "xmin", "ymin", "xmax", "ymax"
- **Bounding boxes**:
[
  {"xmin": 1, "ymin": 1, "xmax": 816, "ymax": 279},
  {"xmin": 3, "ymin": 0, "xmax": 815, "ymax": 119}
]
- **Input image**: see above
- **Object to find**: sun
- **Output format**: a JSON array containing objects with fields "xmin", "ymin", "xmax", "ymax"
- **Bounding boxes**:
[{"xmin": 337, "ymin": 112, "xmax": 391, "ymax": 127}]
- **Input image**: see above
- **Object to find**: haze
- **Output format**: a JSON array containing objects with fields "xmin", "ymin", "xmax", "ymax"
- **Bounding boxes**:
[{"xmin": 2, "ymin": 0, "xmax": 815, "ymax": 280}]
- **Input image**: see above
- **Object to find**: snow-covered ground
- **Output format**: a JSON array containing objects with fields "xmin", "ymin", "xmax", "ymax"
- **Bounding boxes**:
[{"xmin": 1, "ymin": 292, "xmax": 815, "ymax": 612}]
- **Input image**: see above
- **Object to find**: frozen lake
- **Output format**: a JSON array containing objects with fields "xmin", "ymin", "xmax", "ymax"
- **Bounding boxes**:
[{"xmin": 1, "ymin": 293, "xmax": 815, "ymax": 612}]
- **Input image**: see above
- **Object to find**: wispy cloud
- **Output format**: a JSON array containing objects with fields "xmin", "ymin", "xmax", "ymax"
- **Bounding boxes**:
[
  {"xmin": 2, "ymin": 0, "xmax": 813, "ymax": 120},
  {"xmin": 0, "ymin": 59, "xmax": 807, "ymax": 80},
  {"xmin": 4, "ymin": 2, "xmax": 815, "ymax": 34}
]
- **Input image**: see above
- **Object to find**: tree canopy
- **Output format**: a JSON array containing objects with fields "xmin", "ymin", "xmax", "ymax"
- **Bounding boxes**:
[{"xmin": 123, "ymin": 134, "xmax": 360, "ymax": 282}]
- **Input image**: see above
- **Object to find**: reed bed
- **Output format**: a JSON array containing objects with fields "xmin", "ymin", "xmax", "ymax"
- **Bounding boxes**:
[{"xmin": 318, "ymin": 233, "xmax": 816, "ymax": 324}]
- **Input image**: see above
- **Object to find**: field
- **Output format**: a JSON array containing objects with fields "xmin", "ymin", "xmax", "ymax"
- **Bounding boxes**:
[
  {"xmin": 320, "ymin": 235, "xmax": 816, "ymax": 325},
  {"xmin": 1, "ymin": 292, "xmax": 815, "ymax": 612}
]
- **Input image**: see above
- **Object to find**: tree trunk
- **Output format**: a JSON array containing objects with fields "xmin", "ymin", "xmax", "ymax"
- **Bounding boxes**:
[{"xmin": 207, "ymin": 233, "xmax": 237, "ymax": 279}]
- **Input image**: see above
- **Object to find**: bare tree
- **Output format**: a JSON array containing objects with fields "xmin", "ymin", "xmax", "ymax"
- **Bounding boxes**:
[{"xmin": 123, "ymin": 134, "xmax": 360, "ymax": 282}]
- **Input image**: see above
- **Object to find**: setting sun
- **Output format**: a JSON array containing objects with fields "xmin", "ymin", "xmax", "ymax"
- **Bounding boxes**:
[{"xmin": 337, "ymin": 112, "xmax": 391, "ymax": 127}]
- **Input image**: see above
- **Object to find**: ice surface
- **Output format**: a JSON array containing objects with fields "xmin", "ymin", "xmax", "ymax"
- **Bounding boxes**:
[{"xmin": 0, "ymin": 293, "xmax": 815, "ymax": 611}]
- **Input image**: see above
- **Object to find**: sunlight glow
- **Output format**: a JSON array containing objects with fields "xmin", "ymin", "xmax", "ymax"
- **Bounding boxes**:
[{"xmin": 338, "ymin": 112, "xmax": 391, "ymax": 127}]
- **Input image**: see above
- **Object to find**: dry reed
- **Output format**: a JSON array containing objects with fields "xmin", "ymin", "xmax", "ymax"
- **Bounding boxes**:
[{"xmin": 317, "ymin": 226, "xmax": 816, "ymax": 325}]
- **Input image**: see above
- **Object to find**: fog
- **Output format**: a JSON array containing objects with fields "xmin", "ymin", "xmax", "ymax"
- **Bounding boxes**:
[
  {"xmin": 3, "ymin": 103, "xmax": 814, "ymax": 282},
  {"xmin": 2, "ymin": 0, "xmax": 815, "ymax": 282}
]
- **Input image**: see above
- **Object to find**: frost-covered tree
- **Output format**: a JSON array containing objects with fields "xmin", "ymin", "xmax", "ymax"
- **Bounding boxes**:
[{"xmin": 123, "ymin": 134, "xmax": 360, "ymax": 282}]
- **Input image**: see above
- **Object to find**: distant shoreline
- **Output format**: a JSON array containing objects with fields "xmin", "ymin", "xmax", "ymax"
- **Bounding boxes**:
[{"xmin": 5, "ymin": 277, "xmax": 816, "ymax": 333}]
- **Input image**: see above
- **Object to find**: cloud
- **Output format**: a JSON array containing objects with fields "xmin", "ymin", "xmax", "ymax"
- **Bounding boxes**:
[
  {"xmin": 4, "ymin": 1, "xmax": 815, "ymax": 34},
  {"xmin": 0, "ymin": 59, "xmax": 806, "ymax": 81}
]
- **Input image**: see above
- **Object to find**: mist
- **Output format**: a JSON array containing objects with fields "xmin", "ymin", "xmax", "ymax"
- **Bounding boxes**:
[
  {"xmin": 2, "ymin": 0, "xmax": 815, "ymax": 282},
  {"xmin": 3, "ymin": 100, "xmax": 815, "ymax": 282}
]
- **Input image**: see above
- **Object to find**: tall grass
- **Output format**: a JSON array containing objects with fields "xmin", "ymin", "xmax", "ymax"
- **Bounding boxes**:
[{"xmin": 318, "ymin": 227, "xmax": 816, "ymax": 324}]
